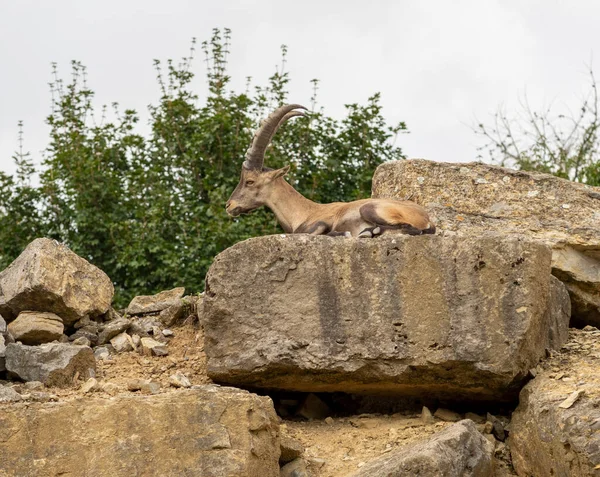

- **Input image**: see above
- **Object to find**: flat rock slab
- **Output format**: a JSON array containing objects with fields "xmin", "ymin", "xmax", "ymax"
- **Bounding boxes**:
[
  {"xmin": 372, "ymin": 159, "xmax": 600, "ymax": 327},
  {"xmin": 350, "ymin": 420, "xmax": 494, "ymax": 477},
  {"xmin": 7, "ymin": 311, "xmax": 64, "ymax": 345},
  {"xmin": 510, "ymin": 327, "xmax": 600, "ymax": 476},
  {"xmin": 204, "ymin": 234, "xmax": 570, "ymax": 402},
  {"xmin": 126, "ymin": 287, "xmax": 185, "ymax": 315},
  {"xmin": 5, "ymin": 342, "xmax": 96, "ymax": 387},
  {"xmin": 0, "ymin": 238, "xmax": 114, "ymax": 325},
  {"xmin": 0, "ymin": 386, "xmax": 280, "ymax": 477}
]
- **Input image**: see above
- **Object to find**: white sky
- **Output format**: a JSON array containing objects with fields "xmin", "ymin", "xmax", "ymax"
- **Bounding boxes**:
[{"xmin": 1, "ymin": 0, "xmax": 599, "ymax": 176}]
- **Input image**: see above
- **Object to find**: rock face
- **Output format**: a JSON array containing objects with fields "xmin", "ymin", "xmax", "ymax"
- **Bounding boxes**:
[
  {"xmin": 7, "ymin": 311, "xmax": 64, "ymax": 345},
  {"xmin": 126, "ymin": 287, "xmax": 185, "ymax": 315},
  {"xmin": 350, "ymin": 420, "xmax": 494, "ymax": 477},
  {"xmin": 0, "ymin": 385, "xmax": 280, "ymax": 477},
  {"xmin": 0, "ymin": 238, "xmax": 114, "ymax": 325},
  {"xmin": 5, "ymin": 342, "xmax": 96, "ymax": 387},
  {"xmin": 204, "ymin": 234, "xmax": 570, "ymax": 402},
  {"xmin": 510, "ymin": 328, "xmax": 600, "ymax": 476},
  {"xmin": 372, "ymin": 159, "xmax": 600, "ymax": 327}
]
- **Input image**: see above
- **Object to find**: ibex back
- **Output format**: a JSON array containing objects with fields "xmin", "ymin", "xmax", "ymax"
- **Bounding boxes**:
[{"xmin": 226, "ymin": 104, "xmax": 435, "ymax": 238}]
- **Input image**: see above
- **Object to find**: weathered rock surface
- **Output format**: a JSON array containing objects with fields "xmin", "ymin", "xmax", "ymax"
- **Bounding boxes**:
[
  {"xmin": 7, "ymin": 311, "xmax": 64, "ymax": 345},
  {"xmin": 0, "ymin": 385, "xmax": 280, "ymax": 477},
  {"xmin": 204, "ymin": 234, "xmax": 570, "ymax": 402},
  {"xmin": 0, "ymin": 238, "xmax": 114, "ymax": 325},
  {"xmin": 126, "ymin": 287, "xmax": 185, "ymax": 315},
  {"xmin": 0, "ymin": 334, "xmax": 5, "ymax": 372},
  {"xmin": 5, "ymin": 342, "xmax": 95, "ymax": 387},
  {"xmin": 510, "ymin": 328, "xmax": 600, "ymax": 476},
  {"xmin": 350, "ymin": 420, "xmax": 494, "ymax": 477},
  {"xmin": 97, "ymin": 316, "xmax": 130, "ymax": 345},
  {"xmin": 372, "ymin": 159, "xmax": 600, "ymax": 327},
  {"xmin": 0, "ymin": 314, "xmax": 6, "ymax": 334},
  {"xmin": 0, "ymin": 385, "xmax": 22, "ymax": 403}
]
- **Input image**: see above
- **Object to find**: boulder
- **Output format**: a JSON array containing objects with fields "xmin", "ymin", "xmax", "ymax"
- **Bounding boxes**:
[
  {"xmin": 0, "ymin": 238, "xmax": 114, "ymax": 325},
  {"xmin": 5, "ymin": 342, "xmax": 96, "ymax": 387},
  {"xmin": 0, "ymin": 385, "xmax": 280, "ymax": 477},
  {"xmin": 372, "ymin": 159, "xmax": 600, "ymax": 327},
  {"xmin": 204, "ymin": 234, "xmax": 570, "ymax": 402},
  {"xmin": 126, "ymin": 287, "xmax": 185, "ymax": 315},
  {"xmin": 350, "ymin": 420, "xmax": 494, "ymax": 477},
  {"xmin": 510, "ymin": 327, "xmax": 600, "ymax": 476},
  {"xmin": 7, "ymin": 311, "xmax": 64, "ymax": 345}
]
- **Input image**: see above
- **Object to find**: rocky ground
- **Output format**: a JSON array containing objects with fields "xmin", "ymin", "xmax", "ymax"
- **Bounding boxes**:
[{"xmin": 1, "ymin": 317, "xmax": 518, "ymax": 476}]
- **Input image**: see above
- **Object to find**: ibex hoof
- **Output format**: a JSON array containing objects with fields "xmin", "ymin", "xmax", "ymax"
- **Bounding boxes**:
[
  {"xmin": 372, "ymin": 227, "xmax": 381, "ymax": 235},
  {"xmin": 358, "ymin": 230, "xmax": 373, "ymax": 238}
]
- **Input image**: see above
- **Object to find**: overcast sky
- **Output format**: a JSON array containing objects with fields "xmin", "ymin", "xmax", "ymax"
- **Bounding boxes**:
[{"xmin": 1, "ymin": 0, "xmax": 600, "ymax": 176}]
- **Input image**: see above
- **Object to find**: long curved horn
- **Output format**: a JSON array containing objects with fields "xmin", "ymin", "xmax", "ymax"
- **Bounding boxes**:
[{"xmin": 243, "ymin": 104, "xmax": 307, "ymax": 170}]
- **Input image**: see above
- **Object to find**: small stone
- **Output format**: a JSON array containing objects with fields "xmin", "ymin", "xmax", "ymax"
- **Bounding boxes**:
[
  {"xmin": 421, "ymin": 406, "xmax": 435, "ymax": 424},
  {"xmin": 280, "ymin": 458, "xmax": 309, "ymax": 477},
  {"xmin": 280, "ymin": 436, "xmax": 305, "ymax": 464},
  {"xmin": 140, "ymin": 381, "xmax": 161, "ymax": 395},
  {"xmin": 72, "ymin": 336, "xmax": 91, "ymax": 347},
  {"xmin": 296, "ymin": 393, "xmax": 331, "ymax": 420},
  {"xmin": 140, "ymin": 337, "xmax": 168, "ymax": 357},
  {"xmin": 583, "ymin": 325, "xmax": 598, "ymax": 332},
  {"xmin": 307, "ymin": 457, "xmax": 327, "ymax": 469},
  {"xmin": 324, "ymin": 416, "xmax": 334, "ymax": 425},
  {"xmin": 169, "ymin": 371, "xmax": 191, "ymax": 388},
  {"xmin": 0, "ymin": 314, "xmax": 7, "ymax": 333},
  {"xmin": 97, "ymin": 318, "xmax": 131, "ymax": 345},
  {"xmin": 162, "ymin": 329, "xmax": 174, "ymax": 337},
  {"xmin": 465, "ymin": 412, "xmax": 485, "ymax": 424},
  {"xmin": 81, "ymin": 377, "xmax": 99, "ymax": 393},
  {"xmin": 110, "ymin": 332, "xmax": 134, "ymax": 353},
  {"xmin": 101, "ymin": 382, "xmax": 119, "ymax": 395},
  {"xmin": 0, "ymin": 385, "xmax": 22, "ymax": 402},
  {"xmin": 159, "ymin": 302, "xmax": 186, "ymax": 327},
  {"xmin": 127, "ymin": 379, "xmax": 150, "ymax": 392},
  {"xmin": 486, "ymin": 413, "xmax": 506, "ymax": 442},
  {"xmin": 23, "ymin": 381, "xmax": 44, "ymax": 391},
  {"xmin": 434, "ymin": 408, "xmax": 462, "ymax": 422},
  {"xmin": 151, "ymin": 326, "xmax": 167, "ymax": 343},
  {"xmin": 483, "ymin": 421, "xmax": 494, "ymax": 434},
  {"xmin": 131, "ymin": 334, "xmax": 141, "ymax": 348},
  {"xmin": 94, "ymin": 347, "xmax": 110, "ymax": 361},
  {"xmin": 475, "ymin": 178, "xmax": 488, "ymax": 184},
  {"xmin": 558, "ymin": 390, "xmax": 584, "ymax": 409}
]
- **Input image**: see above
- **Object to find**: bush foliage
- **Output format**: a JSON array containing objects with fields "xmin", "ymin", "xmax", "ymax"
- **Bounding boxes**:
[{"xmin": 0, "ymin": 29, "xmax": 407, "ymax": 306}]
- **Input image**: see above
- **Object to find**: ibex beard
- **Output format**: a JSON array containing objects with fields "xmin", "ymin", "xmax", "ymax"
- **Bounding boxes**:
[{"xmin": 226, "ymin": 104, "xmax": 435, "ymax": 238}]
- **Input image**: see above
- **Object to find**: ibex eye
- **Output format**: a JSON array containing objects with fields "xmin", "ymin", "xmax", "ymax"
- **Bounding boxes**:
[{"xmin": 245, "ymin": 180, "xmax": 255, "ymax": 186}]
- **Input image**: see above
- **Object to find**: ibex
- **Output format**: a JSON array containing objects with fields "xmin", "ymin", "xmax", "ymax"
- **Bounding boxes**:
[{"xmin": 226, "ymin": 104, "xmax": 435, "ymax": 238}]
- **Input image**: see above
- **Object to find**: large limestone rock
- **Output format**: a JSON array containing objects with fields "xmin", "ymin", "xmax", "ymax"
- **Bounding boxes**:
[
  {"xmin": 5, "ymin": 342, "xmax": 95, "ymax": 387},
  {"xmin": 0, "ymin": 386, "xmax": 280, "ymax": 477},
  {"xmin": 510, "ymin": 327, "xmax": 600, "ymax": 476},
  {"xmin": 372, "ymin": 159, "xmax": 600, "ymax": 327},
  {"xmin": 0, "ymin": 238, "xmax": 114, "ymax": 325},
  {"xmin": 350, "ymin": 420, "xmax": 494, "ymax": 477},
  {"xmin": 7, "ymin": 311, "xmax": 64, "ymax": 345},
  {"xmin": 204, "ymin": 234, "xmax": 570, "ymax": 402}
]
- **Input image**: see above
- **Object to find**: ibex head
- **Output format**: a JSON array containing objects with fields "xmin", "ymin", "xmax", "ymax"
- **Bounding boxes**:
[{"xmin": 226, "ymin": 104, "xmax": 306, "ymax": 217}]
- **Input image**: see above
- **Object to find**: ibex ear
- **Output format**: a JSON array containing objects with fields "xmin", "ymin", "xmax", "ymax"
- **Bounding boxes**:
[{"xmin": 268, "ymin": 165, "xmax": 290, "ymax": 181}]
